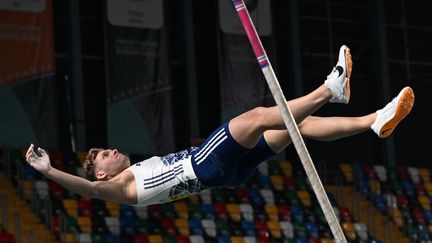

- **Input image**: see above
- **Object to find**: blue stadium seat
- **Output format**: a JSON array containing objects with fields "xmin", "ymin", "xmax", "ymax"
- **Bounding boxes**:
[
  {"xmin": 188, "ymin": 218, "xmax": 204, "ymax": 235},
  {"xmin": 290, "ymin": 205, "xmax": 304, "ymax": 223},
  {"xmin": 305, "ymin": 221, "xmax": 319, "ymax": 238},
  {"xmin": 217, "ymin": 234, "xmax": 231, "ymax": 243},
  {"xmin": 201, "ymin": 203, "xmax": 215, "ymax": 219},
  {"xmin": 402, "ymin": 181, "xmax": 415, "ymax": 197},
  {"xmin": 240, "ymin": 220, "xmax": 256, "ymax": 236}
]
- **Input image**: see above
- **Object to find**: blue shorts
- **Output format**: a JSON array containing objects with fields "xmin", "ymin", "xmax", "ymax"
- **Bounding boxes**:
[{"xmin": 191, "ymin": 122, "xmax": 276, "ymax": 187}]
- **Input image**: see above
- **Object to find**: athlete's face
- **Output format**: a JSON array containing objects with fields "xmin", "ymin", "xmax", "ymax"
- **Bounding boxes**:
[{"xmin": 94, "ymin": 149, "xmax": 130, "ymax": 180}]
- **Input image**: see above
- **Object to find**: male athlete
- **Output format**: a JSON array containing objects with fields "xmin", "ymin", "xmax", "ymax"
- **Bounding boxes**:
[{"xmin": 26, "ymin": 45, "xmax": 415, "ymax": 206}]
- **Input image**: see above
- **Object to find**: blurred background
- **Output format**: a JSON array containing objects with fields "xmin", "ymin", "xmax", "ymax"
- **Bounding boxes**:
[
  {"xmin": 0, "ymin": 0, "xmax": 430, "ymax": 165},
  {"xmin": 0, "ymin": 1, "xmax": 431, "ymax": 242}
]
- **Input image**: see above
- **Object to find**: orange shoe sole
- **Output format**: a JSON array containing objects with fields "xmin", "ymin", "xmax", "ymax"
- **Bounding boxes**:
[
  {"xmin": 379, "ymin": 87, "xmax": 415, "ymax": 138},
  {"xmin": 344, "ymin": 46, "xmax": 352, "ymax": 103}
]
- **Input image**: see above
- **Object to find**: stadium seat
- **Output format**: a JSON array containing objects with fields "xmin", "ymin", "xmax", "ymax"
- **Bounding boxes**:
[
  {"xmin": 78, "ymin": 198, "xmax": 92, "ymax": 217},
  {"xmin": 77, "ymin": 233, "xmax": 92, "ymax": 243},
  {"xmin": 266, "ymin": 220, "xmax": 281, "ymax": 239},
  {"xmin": 201, "ymin": 203, "xmax": 215, "ymax": 219},
  {"xmin": 373, "ymin": 165, "xmax": 387, "ymax": 182},
  {"xmin": 243, "ymin": 236, "xmax": 257, "ymax": 243},
  {"xmin": 341, "ymin": 222, "xmax": 356, "ymax": 241},
  {"xmin": 230, "ymin": 236, "xmax": 244, "ymax": 243},
  {"xmin": 227, "ymin": 203, "xmax": 242, "ymax": 222},
  {"xmin": 175, "ymin": 218, "xmax": 190, "ymax": 236},
  {"xmin": 201, "ymin": 219, "xmax": 217, "ymax": 237},
  {"xmin": 418, "ymin": 224, "xmax": 431, "ymax": 241},
  {"xmin": 161, "ymin": 202, "xmax": 177, "ymax": 218},
  {"xmin": 270, "ymin": 175, "xmax": 284, "ymax": 191},
  {"xmin": 424, "ymin": 182, "xmax": 432, "ymax": 197},
  {"xmin": 297, "ymin": 190, "xmax": 312, "ymax": 207},
  {"xmin": 290, "ymin": 205, "xmax": 304, "ymax": 223},
  {"xmin": 340, "ymin": 163, "xmax": 354, "ymax": 183},
  {"xmin": 425, "ymin": 210, "xmax": 432, "ymax": 224},
  {"xmin": 105, "ymin": 234, "xmax": 120, "ymax": 243},
  {"xmin": 384, "ymin": 194, "xmax": 397, "ymax": 209},
  {"xmin": 188, "ymin": 218, "xmax": 204, "ymax": 235},
  {"xmin": 214, "ymin": 203, "xmax": 229, "ymax": 220},
  {"xmin": 236, "ymin": 188, "xmax": 250, "ymax": 204},
  {"xmin": 105, "ymin": 217, "xmax": 120, "ymax": 235},
  {"xmin": 259, "ymin": 176, "xmax": 273, "ymax": 189},
  {"xmin": 371, "ymin": 194, "xmax": 386, "ymax": 213},
  {"xmin": 285, "ymin": 191, "xmax": 300, "ymax": 205},
  {"xmin": 200, "ymin": 190, "xmax": 212, "ymax": 204},
  {"xmin": 254, "ymin": 220, "xmax": 269, "ymax": 237},
  {"xmin": 419, "ymin": 168, "xmax": 431, "ymax": 183},
  {"xmin": 279, "ymin": 161, "xmax": 292, "ymax": 177},
  {"xmin": 284, "ymin": 177, "xmax": 296, "ymax": 190},
  {"xmin": 77, "ymin": 216, "xmax": 92, "ymax": 233},
  {"xmin": 120, "ymin": 217, "xmax": 135, "ymax": 236},
  {"xmin": 174, "ymin": 201, "xmax": 188, "ymax": 218},
  {"xmin": 354, "ymin": 223, "xmax": 368, "ymax": 240},
  {"xmin": 305, "ymin": 222, "xmax": 319, "ymax": 238},
  {"xmin": 147, "ymin": 234, "xmax": 163, "ymax": 243},
  {"xmin": 293, "ymin": 222, "xmax": 307, "ymax": 238},
  {"xmin": 362, "ymin": 164, "xmax": 375, "ymax": 179},
  {"xmin": 264, "ymin": 204, "xmax": 278, "ymax": 221},
  {"xmin": 368, "ymin": 179, "xmax": 381, "ymax": 194},
  {"xmin": 396, "ymin": 194, "xmax": 409, "ymax": 209},
  {"xmin": 414, "ymin": 182, "xmax": 426, "ymax": 195},
  {"xmin": 147, "ymin": 204, "xmax": 162, "ymax": 219},
  {"xmin": 161, "ymin": 234, "xmax": 177, "ymax": 243},
  {"xmin": 35, "ymin": 180, "xmax": 49, "ymax": 198},
  {"xmin": 257, "ymin": 162, "xmax": 269, "ymax": 176},
  {"xmin": 188, "ymin": 203, "xmax": 202, "ymax": 219},
  {"xmin": 160, "ymin": 218, "xmax": 177, "ymax": 235},
  {"xmin": 408, "ymin": 167, "xmax": 421, "ymax": 183},
  {"xmin": 320, "ymin": 238, "xmax": 333, "ymax": 243},
  {"xmin": 249, "ymin": 188, "xmax": 264, "ymax": 207},
  {"xmin": 239, "ymin": 203, "xmax": 254, "ymax": 221},
  {"xmin": 260, "ymin": 189, "xmax": 275, "ymax": 204},
  {"xmin": 295, "ymin": 177, "xmax": 308, "ymax": 190},
  {"xmin": 189, "ymin": 235, "xmax": 205, "ymax": 243},
  {"xmin": 256, "ymin": 235, "xmax": 271, "ymax": 243},
  {"xmin": 418, "ymin": 195, "xmax": 431, "ymax": 210},
  {"xmin": 135, "ymin": 218, "xmax": 149, "ymax": 234},
  {"xmin": 134, "ymin": 206, "xmax": 148, "ymax": 219},
  {"xmin": 397, "ymin": 166, "xmax": 411, "ymax": 181},
  {"xmin": 211, "ymin": 188, "xmax": 225, "ymax": 203},
  {"xmin": 106, "ymin": 201, "xmax": 120, "ymax": 217},
  {"xmin": 402, "ymin": 181, "xmax": 415, "ymax": 197},
  {"xmin": 217, "ymin": 235, "xmax": 231, "ymax": 243},
  {"xmin": 175, "ymin": 235, "xmax": 191, "ymax": 243},
  {"xmin": 412, "ymin": 209, "xmax": 426, "ymax": 225},
  {"xmin": 277, "ymin": 204, "xmax": 291, "ymax": 221},
  {"xmin": 280, "ymin": 221, "xmax": 294, "ymax": 238},
  {"xmin": 240, "ymin": 220, "xmax": 256, "ymax": 236}
]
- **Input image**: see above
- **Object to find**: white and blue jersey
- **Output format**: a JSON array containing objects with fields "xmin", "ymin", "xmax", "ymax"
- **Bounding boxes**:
[
  {"xmin": 128, "ymin": 121, "xmax": 276, "ymax": 206},
  {"xmin": 127, "ymin": 148, "xmax": 208, "ymax": 206}
]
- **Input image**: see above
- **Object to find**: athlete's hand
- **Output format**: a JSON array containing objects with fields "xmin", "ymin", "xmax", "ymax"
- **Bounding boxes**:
[{"xmin": 25, "ymin": 144, "xmax": 51, "ymax": 174}]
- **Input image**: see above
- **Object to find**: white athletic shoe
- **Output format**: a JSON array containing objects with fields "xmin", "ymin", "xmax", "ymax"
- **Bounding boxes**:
[
  {"xmin": 371, "ymin": 86, "xmax": 415, "ymax": 138},
  {"xmin": 324, "ymin": 45, "xmax": 353, "ymax": 104}
]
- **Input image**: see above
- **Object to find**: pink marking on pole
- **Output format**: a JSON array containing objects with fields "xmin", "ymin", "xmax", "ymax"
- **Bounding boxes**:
[{"xmin": 233, "ymin": 1, "xmax": 266, "ymax": 62}]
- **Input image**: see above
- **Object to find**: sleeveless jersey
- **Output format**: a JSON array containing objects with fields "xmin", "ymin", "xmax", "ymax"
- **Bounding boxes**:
[{"xmin": 127, "ymin": 148, "xmax": 208, "ymax": 206}]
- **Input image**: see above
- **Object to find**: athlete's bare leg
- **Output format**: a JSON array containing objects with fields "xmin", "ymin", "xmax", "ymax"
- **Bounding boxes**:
[
  {"xmin": 263, "ymin": 114, "xmax": 376, "ymax": 153},
  {"xmin": 228, "ymin": 45, "xmax": 352, "ymax": 149}
]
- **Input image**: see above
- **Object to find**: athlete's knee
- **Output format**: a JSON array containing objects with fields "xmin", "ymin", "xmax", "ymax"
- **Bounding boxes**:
[{"xmin": 245, "ymin": 107, "xmax": 269, "ymax": 130}]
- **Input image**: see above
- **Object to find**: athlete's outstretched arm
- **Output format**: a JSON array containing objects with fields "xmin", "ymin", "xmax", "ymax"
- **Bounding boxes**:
[{"xmin": 25, "ymin": 144, "xmax": 136, "ymax": 204}]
